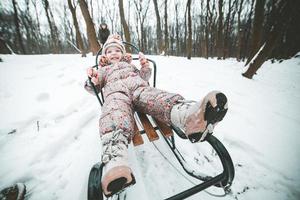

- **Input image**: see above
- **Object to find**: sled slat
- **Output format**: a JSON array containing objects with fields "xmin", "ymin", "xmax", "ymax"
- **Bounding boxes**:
[
  {"xmin": 153, "ymin": 118, "xmax": 173, "ymax": 137},
  {"xmin": 137, "ymin": 112, "xmax": 159, "ymax": 142},
  {"xmin": 132, "ymin": 122, "xmax": 144, "ymax": 146}
]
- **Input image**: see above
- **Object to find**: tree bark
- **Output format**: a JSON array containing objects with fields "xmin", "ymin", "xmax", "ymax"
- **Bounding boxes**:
[
  {"xmin": 164, "ymin": 0, "xmax": 169, "ymax": 55},
  {"xmin": 186, "ymin": 0, "xmax": 192, "ymax": 59},
  {"xmin": 216, "ymin": 0, "xmax": 224, "ymax": 59},
  {"xmin": 223, "ymin": 0, "xmax": 234, "ymax": 58},
  {"xmin": 175, "ymin": 3, "xmax": 180, "ymax": 56},
  {"xmin": 42, "ymin": 0, "xmax": 61, "ymax": 54},
  {"xmin": 153, "ymin": 0, "xmax": 163, "ymax": 54},
  {"xmin": 0, "ymin": 38, "xmax": 12, "ymax": 54},
  {"xmin": 245, "ymin": 0, "xmax": 266, "ymax": 66},
  {"xmin": 118, "ymin": 0, "xmax": 131, "ymax": 52},
  {"xmin": 68, "ymin": 0, "xmax": 86, "ymax": 57},
  {"xmin": 78, "ymin": 0, "xmax": 100, "ymax": 55},
  {"xmin": 236, "ymin": 0, "xmax": 243, "ymax": 61},
  {"xmin": 11, "ymin": 0, "xmax": 26, "ymax": 54},
  {"xmin": 133, "ymin": 0, "xmax": 150, "ymax": 52},
  {"xmin": 205, "ymin": 0, "xmax": 211, "ymax": 58}
]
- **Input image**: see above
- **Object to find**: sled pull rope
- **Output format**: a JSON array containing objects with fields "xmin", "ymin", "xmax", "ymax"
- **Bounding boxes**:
[{"xmin": 151, "ymin": 141, "xmax": 229, "ymax": 198}]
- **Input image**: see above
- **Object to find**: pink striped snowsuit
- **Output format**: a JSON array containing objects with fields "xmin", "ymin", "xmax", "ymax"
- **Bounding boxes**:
[{"xmin": 85, "ymin": 61, "xmax": 184, "ymax": 140}]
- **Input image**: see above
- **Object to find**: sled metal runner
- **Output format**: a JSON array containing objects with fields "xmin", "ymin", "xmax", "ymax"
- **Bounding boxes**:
[{"xmin": 87, "ymin": 43, "xmax": 235, "ymax": 200}]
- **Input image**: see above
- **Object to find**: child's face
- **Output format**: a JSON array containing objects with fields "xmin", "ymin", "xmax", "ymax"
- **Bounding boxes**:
[{"xmin": 106, "ymin": 46, "xmax": 123, "ymax": 63}]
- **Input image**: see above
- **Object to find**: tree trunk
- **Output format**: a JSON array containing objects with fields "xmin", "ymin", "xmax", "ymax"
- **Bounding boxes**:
[
  {"xmin": 242, "ymin": 0, "xmax": 255, "ymax": 61},
  {"xmin": 0, "ymin": 38, "xmax": 12, "ymax": 54},
  {"xmin": 186, "ymin": 0, "xmax": 192, "ymax": 59},
  {"xmin": 118, "ymin": 0, "xmax": 131, "ymax": 52},
  {"xmin": 42, "ymin": 0, "xmax": 61, "ymax": 54},
  {"xmin": 78, "ymin": 0, "xmax": 100, "ymax": 55},
  {"xmin": 164, "ymin": 0, "xmax": 169, "ymax": 55},
  {"xmin": 153, "ymin": 0, "xmax": 163, "ymax": 54},
  {"xmin": 205, "ymin": 0, "xmax": 211, "ymax": 58},
  {"xmin": 31, "ymin": 0, "xmax": 43, "ymax": 53},
  {"xmin": 223, "ymin": 0, "xmax": 232, "ymax": 58},
  {"xmin": 242, "ymin": 0, "xmax": 291, "ymax": 79},
  {"xmin": 236, "ymin": 0, "xmax": 243, "ymax": 61},
  {"xmin": 68, "ymin": 0, "xmax": 86, "ymax": 57},
  {"xmin": 216, "ymin": 0, "xmax": 224, "ymax": 59},
  {"xmin": 175, "ymin": 3, "xmax": 179, "ymax": 56},
  {"xmin": 183, "ymin": 6, "xmax": 187, "ymax": 55},
  {"xmin": 245, "ymin": 0, "xmax": 266, "ymax": 66},
  {"xmin": 133, "ymin": 0, "xmax": 150, "ymax": 52},
  {"xmin": 11, "ymin": 0, "xmax": 26, "ymax": 54}
]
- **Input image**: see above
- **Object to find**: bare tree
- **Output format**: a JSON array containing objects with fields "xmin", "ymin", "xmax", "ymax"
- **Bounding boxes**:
[
  {"xmin": 205, "ymin": 0, "xmax": 212, "ymax": 58},
  {"xmin": 21, "ymin": 0, "xmax": 37, "ymax": 53},
  {"xmin": 42, "ymin": 0, "xmax": 61, "ymax": 53},
  {"xmin": 101, "ymin": 0, "xmax": 118, "ymax": 33},
  {"xmin": 68, "ymin": 0, "xmax": 86, "ymax": 57},
  {"xmin": 118, "ymin": 0, "xmax": 131, "ymax": 52},
  {"xmin": 223, "ymin": 0, "xmax": 236, "ymax": 58},
  {"xmin": 0, "ymin": 38, "xmax": 12, "ymax": 54},
  {"xmin": 78, "ymin": 0, "xmax": 100, "ymax": 55},
  {"xmin": 175, "ymin": 2, "xmax": 180, "ymax": 56},
  {"xmin": 133, "ymin": 0, "xmax": 150, "ymax": 52},
  {"xmin": 236, "ymin": 0, "xmax": 244, "ymax": 61},
  {"xmin": 186, "ymin": 0, "xmax": 192, "ymax": 59},
  {"xmin": 245, "ymin": 0, "xmax": 266, "ymax": 66},
  {"xmin": 216, "ymin": 0, "xmax": 224, "ymax": 59},
  {"xmin": 1, "ymin": 0, "xmax": 299, "ymax": 59},
  {"xmin": 164, "ymin": 0, "xmax": 169, "ymax": 55},
  {"xmin": 242, "ymin": 0, "xmax": 255, "ymax": 61},
  {"xmin": 153, "ymin": 0, "xmax": 163, "ymax": 54},
  {"xmin": 11, "ymin": 0, "xmax": 26, "ymax": 54}
]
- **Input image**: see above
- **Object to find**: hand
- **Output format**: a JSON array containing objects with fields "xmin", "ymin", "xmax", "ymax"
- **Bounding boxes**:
[
  {"xmin": 87, "ymin": 67, "xmax": 100, "ymax": 85},
  {"xmin": 99, "ymin": 55, "xmax": 109, "ymax": 67},
  {"xmin": 122, "ymin": 53, "xmax": 132, "ymax": 63},
  {"xmin": 139, "ymin": 52, "xmax": 149, "ymax": 68}
]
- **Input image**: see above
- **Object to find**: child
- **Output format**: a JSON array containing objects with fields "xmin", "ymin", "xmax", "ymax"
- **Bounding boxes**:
[{"xmin": 84, "ymin": 34, "xmax": 228, "ymax": 197}]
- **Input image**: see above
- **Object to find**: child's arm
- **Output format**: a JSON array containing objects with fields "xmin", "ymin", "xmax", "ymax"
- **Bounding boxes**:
[
  {"xmin": 84, "ymin": 67, "xmax": 104, "ymax": 95},
  {"xmin": 138, "ymin": 52, "xmax": 152, "ymax": 81}
]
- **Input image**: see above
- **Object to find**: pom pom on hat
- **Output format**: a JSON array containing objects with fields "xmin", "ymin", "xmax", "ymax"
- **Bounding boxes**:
[{"xmin": 102, "ymin": 34, "xmax": 126, "ymax": 55}]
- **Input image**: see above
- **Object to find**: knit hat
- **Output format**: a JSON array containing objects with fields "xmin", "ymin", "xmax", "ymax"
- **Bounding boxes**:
[{"xmin": 102, "ymin": 34, "xmax": 125, "ymax": 55}]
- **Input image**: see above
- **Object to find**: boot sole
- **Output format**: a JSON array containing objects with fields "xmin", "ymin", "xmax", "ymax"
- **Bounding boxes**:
[
  {"xmin": 105, "ymin": 174, "xmax": 136, "ymax": 197},
  {"xmin": 188, "ymin": 92, "xmax": 228, "ymax": 143}
]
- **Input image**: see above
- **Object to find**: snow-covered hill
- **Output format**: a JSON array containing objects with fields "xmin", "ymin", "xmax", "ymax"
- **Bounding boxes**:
[{"xmin": 0, "ymin": 53, "xmax": 299, "ymax": 200}]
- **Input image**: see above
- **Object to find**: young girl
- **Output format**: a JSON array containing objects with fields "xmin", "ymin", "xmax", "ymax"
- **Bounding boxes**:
[{"xmin": 84, "ymin": 34, "xmax": 228, "ymax": 197}]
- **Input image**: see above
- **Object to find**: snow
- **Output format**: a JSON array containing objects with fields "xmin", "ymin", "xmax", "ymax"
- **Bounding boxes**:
[{"xmin": 0, "ymin": 53, "xmax": 300, "ymax": 200}]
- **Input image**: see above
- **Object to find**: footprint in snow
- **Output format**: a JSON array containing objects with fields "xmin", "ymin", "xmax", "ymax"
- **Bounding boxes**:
[
  {"xmin": 36, "ymin": 93, "xmax": 50, "ymax": 102},
  {"xmin": 61, "ymin": 79, "xmax": 76, "ymax": 86},
  {"xmin": 0, "ymin": 91, "xmax": 12, "ymax": 98},
  {"xmin": 57, "ymin": 73, "xmax": 64, "ymax": 78},
  {"xmin": 24, "ymin": 76, "xmax": 36, "ymax": 80}
]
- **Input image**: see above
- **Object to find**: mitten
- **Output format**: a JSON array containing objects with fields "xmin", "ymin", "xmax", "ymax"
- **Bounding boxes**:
[
  {"xmin": 139, "ymin": 52, "xmax": 149, "ymax": 68},
  {"xmin": 99, "ymin": 55, "xmax": 110, "ymax": 67},
  {"xmin": 87, "ymin": 67, "xmax": 100, "ymax": 85},
  {"xmin": 121, "ymin": 53, "xmax": 132, "ymax": 63}
]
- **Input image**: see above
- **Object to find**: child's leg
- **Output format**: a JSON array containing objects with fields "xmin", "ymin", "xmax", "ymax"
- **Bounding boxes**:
[
  {"xmin": 133, "ymin": 86, "xmax": 184, "ymax": 125},
  {"xmin": 134, "ymin": 87, "xmax": 228, "ymax": 143},
  {"xmin": 99, "ymin": 93, "xmax": 135, "ymax": 197}
]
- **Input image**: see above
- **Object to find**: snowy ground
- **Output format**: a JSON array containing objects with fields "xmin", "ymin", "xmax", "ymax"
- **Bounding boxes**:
[{"xmin": 0, "ymin": 53, "xmax": 299, "ymax": 200}]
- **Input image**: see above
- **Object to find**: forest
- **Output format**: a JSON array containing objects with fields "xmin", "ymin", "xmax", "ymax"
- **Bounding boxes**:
[{"xmin": 1, "ymin": 0, "xmax": 300, "ymax": 78}]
